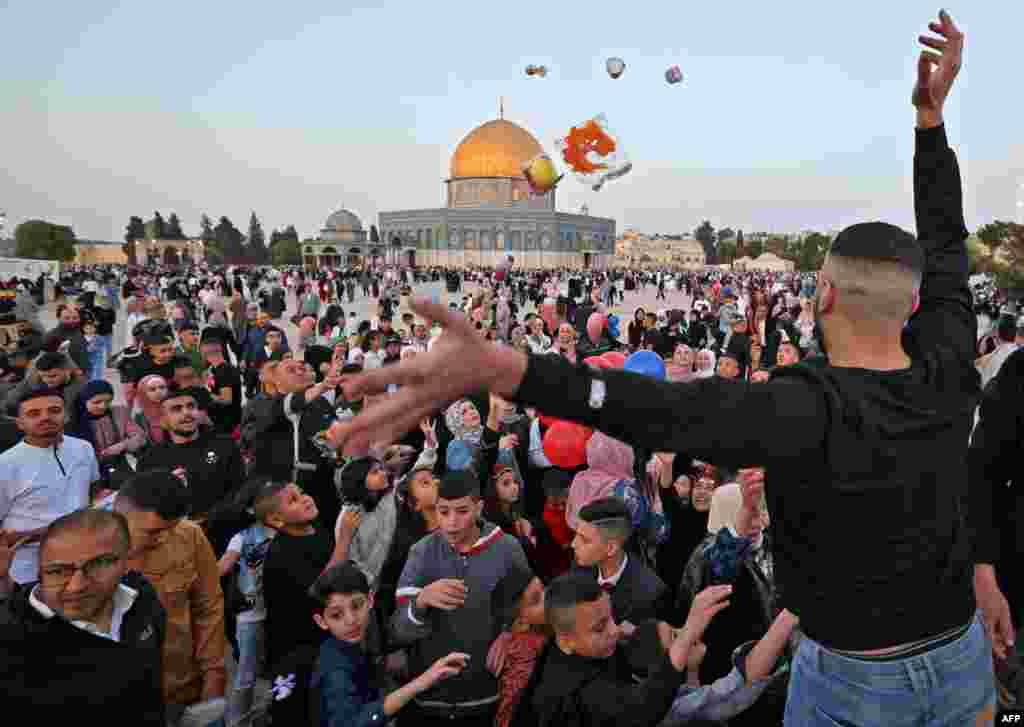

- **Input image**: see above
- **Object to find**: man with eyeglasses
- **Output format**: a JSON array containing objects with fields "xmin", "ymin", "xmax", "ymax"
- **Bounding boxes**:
[{"xmin": 0, "ymin": 508, "xmax": 167, "ymax": 725}]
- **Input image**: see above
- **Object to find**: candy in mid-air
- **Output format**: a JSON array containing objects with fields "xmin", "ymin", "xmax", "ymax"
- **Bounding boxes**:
[
  {"xmin": 556, "ymin": 114, "xmax": 632, "ymax": 191},
  {"xmin": 522, "ymin": 153, "xmax": 563, "ymax": 195},
  {"xmin": 665, "ymin": 65, "xmax": 683, "ymax": 84},
  {"xmin": 525, "ymin": 64, "xmax": 548, "ymax": 78},
  {"xmin": 606, "ymin": 57, "xmax": 625, "ymax": 79}
]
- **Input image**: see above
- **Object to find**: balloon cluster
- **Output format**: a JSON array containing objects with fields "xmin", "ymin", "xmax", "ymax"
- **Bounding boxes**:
[
  {"xmin": 525, "ymin": 64, "xmax": 548, "ymax": 78},
  {"xmin": 556, "ymin": 114, "xmax": 633, "ymax": 192}
]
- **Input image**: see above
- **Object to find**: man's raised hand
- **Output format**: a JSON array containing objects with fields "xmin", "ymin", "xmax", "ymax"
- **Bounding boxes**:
[{"xmin": 913, "ymin": 10, "xmax": 963, "ymax": 124}]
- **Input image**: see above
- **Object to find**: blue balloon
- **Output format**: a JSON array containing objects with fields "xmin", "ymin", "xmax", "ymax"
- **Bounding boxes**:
[
  {"xmin": 624, "ymin": 350, "xmax": 666, "ymax": 381},
  {"xmin": 607, "ymin": 314, "xmax": 621, "ymax": 340}
]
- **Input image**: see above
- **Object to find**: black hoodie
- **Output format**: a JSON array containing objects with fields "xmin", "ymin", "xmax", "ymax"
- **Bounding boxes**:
[{"xmin": 0, "ymin": 571, "xmax": 167, "ymax": 725}]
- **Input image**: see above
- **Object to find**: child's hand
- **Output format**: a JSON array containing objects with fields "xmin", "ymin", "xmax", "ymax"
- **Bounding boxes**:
[{"xmin": 420, "ymin": 652, "xmax": 470, "ymax": 688}]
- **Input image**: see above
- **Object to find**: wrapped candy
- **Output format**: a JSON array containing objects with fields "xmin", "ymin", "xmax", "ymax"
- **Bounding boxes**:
[
  {"xmin": 525, "ymin": 64, "xmax": 548, "ymax": 78},
  {"xmin": 522, "ymin": 153, "xmax": 563, "ymax": 195},
  {"xmin": 665, "ymin": 65, "xmax": 683, "ymax": 85},
  {"xmin": 556, "ymin": 114, "xmax": 632, "ymax": 191},
  {"xmin": 606, "ymin": 57, "xmax": 625, "ymax": 79}
]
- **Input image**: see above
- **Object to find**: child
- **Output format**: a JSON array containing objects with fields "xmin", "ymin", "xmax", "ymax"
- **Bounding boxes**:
[
  {"xmin": 217, "ymin": 485, "xmax": 277, "ymax": 727},
  {"xmin": 311, "ymin": 562, "xmax": 469, "ymax": 727},
  {"xmin": 256, "ymin": 480, "xmax": 347, "ymax": 726},
  {"xmin": 489, "ymin": 574, "xmax": 548, "ymax": 727},
  {"xmin": 82, "ymin": 320, "xmax": 102, "ymax": 381},
  {"xmin": 533, "ymin": 470, "xmax": 574, "ymax": 582}
]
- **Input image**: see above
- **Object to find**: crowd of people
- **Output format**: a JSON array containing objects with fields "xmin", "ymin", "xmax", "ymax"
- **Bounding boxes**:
[{"xmin": 1, "ymin": 13, "xmax": 1021, "ymax": 727}]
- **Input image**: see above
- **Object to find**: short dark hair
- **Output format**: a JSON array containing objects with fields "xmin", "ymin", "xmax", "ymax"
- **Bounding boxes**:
[
  {"xmin": 250, "ymin": 480, "xmax": 290, "ymax": 521},
  {"xmin": 162, "ymin": 382, "xmax": 199, "ymax": 405},
  {"xmin": 116, "ymin": 470, "xmax": 192, "ymax": 520},
  {"xmin": 438, "ymin": 470, "xmax": 481, "ymax": 501},
  {"xmin": 309, "ymin": 561, "xmax": 371, "ymax": 609},
  {"xmin": 177, "ymin": 320, "xmax": 199, "ymax": 333},
  {"xmin": 40, "ymin": 508, "xmax": 131, "ymax": 558},
  {"xmin": 578, "ymin": 497, "xmax": 633, "ymax": 543},
  {"xmin": 15, "ymin": 385, "xmax": 64, "ymax": 414},
  {"xmin": 545, "ymin": 572, "xmax": 604, "ymax": 635},
  {"xmin": 829, "ymin": 222, "xmax": 924, "ymax": 275},
  {"xmin": 35, "ymin": 352, "xmax": 68, "ymax": 371}
]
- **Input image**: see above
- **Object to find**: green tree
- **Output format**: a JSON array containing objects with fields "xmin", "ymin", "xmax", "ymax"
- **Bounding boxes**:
[
  {"xmin": 718, "ymin": 239, "xmax": 737, "ymax": 264},
  {"xmin": 215, "ymin": 216, "xmax": 244, "ymax": 263},
  {"xmin": 796, "ymin": 232, "xmax": 830, "ymax": 271},
  {"xmin": 145, "ymin": 211, "xmax": 165, "ymax": 240},
  {"xmin": 165, "ymin": 212, "xmax": 185, "ymax": 239},
  {"xmin": 977, "ymin": 221, "xmax": 1012, "ymax": 247},
  {"xmin": 717, "ymin": 227, "xmax": 735, "ymax": 244},
  {"xmin": 747, "ymin": 237, "xmax": 765, "ymax": 258},
  {"xmin": 694, "ymin": 220, "xmax": 716, "ymax": 263},
  {"xmin": 123, "ymin": 215, "xmax": 145, "ymax": 265},
  {"xmin": 199, "ymin": 214, "xmax": 215, "ymax": 243},
  {"xmin": 15, "ymin": 220, "xmax": 77, "ymax": 261},
  {"xmin": 247, "ymin": 211, "xmax": 267, "ymax": 264},
  {"xmin": 271, "ymin": 237, "xmax": 302, "ymax": 266}
]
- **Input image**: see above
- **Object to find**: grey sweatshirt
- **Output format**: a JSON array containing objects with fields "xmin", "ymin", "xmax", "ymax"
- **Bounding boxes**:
[{"xmin": 391, "ymin": 521, "xmax": 532, "ymax": 705}]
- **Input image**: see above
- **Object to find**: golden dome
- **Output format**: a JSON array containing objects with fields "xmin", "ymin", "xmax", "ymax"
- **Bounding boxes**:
[{"xmin": 449, "ymin": 119, "xmax": 544, "ymax": 179}]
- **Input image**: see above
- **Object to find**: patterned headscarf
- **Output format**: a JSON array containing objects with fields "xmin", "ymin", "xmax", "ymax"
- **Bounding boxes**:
[{"xmin": 445, "ymin": 399, "xmax": 483, "ymax": 446}]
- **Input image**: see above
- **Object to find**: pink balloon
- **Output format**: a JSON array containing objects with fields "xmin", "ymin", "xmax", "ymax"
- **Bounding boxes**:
[
  {"xmin": 584, "ymin": 355, "xmax": 612, "ymax": 370},
  {"xmin": 299, "ymin": 317, "xmax": 316, "ymax": 335},
  {"xmin": 587, "ymin": 312, "xmax": 607, "ymax": 344}
]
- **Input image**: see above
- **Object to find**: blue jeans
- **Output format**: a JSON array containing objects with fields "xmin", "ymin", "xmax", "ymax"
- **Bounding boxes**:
[
  {"xmin": 226, "ymin": 620, "xmax": 265, "ymax": 726},
  {"xmin": 785, "ymin": 612, "xmax": 995, "ymax": 726}
]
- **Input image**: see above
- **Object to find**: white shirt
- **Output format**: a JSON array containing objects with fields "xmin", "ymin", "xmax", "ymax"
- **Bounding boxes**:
[
  {"xmin": 29, "ymin": 583, "xmax": 138, "ymax": 642},
  {"xmin": 597, "ymin": 554, "xmax": 629, "ymax": 590},
  {"xmin": 0, "ymin": 436, "xmax": 99, "ymax": 584}
]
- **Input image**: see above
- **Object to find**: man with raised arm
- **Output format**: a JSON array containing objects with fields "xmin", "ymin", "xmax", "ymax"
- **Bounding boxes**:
[{"xmin": 336, "ymin": 12, "xmax": 1006, "ymax": 725}]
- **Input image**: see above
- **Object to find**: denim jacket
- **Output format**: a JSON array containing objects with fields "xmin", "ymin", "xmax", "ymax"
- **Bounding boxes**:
[{"xmin": 314, "ymin": 636, "xmax": 386, "ymax": 727}]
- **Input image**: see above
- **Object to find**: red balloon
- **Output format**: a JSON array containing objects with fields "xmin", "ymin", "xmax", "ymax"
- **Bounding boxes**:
[
  {"xmin": 538, "ymin": 413, "xmax": 559, "ymax": 429},
  {"xmin": 584, "ymin": 355, "xmax": 612, "ymax": 370},
  {"xmin": 602, "ymin": 351, "xmax": 627, "ymax": 368},
  {"xmin": 543, "ymin": 421, "xmax": 593, "ymax": 469}
]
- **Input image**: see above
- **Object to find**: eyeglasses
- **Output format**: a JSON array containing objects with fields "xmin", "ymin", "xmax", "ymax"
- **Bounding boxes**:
[{"xmin": 40, "ymin": 553, "xmax": 121, "ymax": 587}]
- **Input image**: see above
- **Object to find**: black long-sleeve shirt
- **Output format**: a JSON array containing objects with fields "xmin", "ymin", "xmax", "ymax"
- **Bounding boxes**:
[
  {"xmin": 512, "ymin": 125, "xmax": 979, "ymax": 651},
  {"xmin": 968, "ymin": 347, "xmax": 1024, "ymax": 607}
]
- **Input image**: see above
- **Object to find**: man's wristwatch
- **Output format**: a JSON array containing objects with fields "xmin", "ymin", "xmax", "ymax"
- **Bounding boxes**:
[{"xmin": 588, "ymin": 378, "xmax": 607, "ymax": 410}]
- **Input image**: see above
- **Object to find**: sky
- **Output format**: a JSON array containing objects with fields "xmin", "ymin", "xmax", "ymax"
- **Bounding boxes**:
[{"xmin": 1, "ymin": 1, "xmax": 1021, "ymax": 243}]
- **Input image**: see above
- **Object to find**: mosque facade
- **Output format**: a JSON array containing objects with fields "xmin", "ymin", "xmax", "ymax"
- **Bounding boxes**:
[{"xmin": 376, "ymin": 117, "xmax": 616, "ymax": 270}]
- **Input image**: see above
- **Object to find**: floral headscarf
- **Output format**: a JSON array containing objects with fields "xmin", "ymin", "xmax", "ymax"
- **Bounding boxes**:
[
  {"xmin": 666, "ymin": 344, "xmax": 696, "ymax": 383},
  {"xmin": 445, "ymin": 399, "xmax": 483, "ymax": 446}
]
